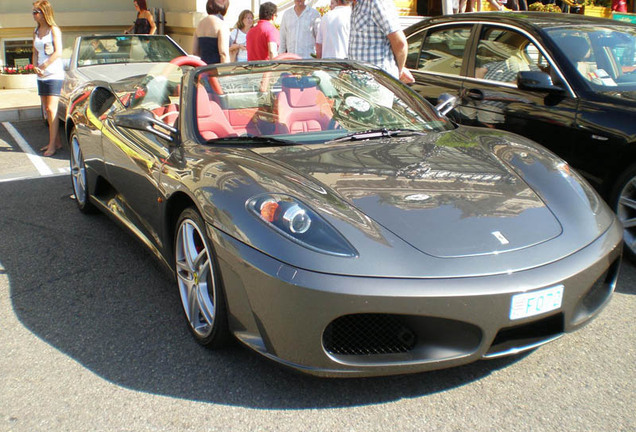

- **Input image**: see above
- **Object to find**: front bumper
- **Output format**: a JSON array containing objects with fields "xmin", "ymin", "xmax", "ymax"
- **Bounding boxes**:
[{"xmin": 208, "ymin": 220, "xmax": 622, "ymax": 377}]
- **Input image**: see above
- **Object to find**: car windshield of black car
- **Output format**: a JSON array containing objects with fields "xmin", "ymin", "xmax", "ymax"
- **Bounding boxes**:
[{"xmin": 547, "ymin": 25, "xmax": 636, "ymax": 92}]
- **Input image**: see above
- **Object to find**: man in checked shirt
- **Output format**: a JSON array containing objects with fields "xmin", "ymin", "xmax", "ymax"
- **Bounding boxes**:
[{"xmin": 348, "ymin": 0, "xmax": 414, "ymax": 84}]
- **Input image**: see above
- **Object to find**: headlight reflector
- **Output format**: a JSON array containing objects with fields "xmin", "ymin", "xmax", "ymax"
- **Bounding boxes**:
[{"xmin": 283, "ymin": 204, "xmax": 311, "ymax": 234}]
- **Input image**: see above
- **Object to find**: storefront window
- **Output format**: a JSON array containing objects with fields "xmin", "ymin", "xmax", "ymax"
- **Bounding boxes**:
[{"xmin": 4, "ymin": 40, "xmax": 33, "ymax": 67}]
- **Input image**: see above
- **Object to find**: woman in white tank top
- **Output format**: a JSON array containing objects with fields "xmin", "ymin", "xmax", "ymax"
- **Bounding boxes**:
[{"xmin": 32, "ymin": 0, "xmax": 64, "ymax": 156}]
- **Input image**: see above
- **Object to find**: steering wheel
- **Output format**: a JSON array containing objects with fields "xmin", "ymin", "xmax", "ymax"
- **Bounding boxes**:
[{"xmin": 170, "ymin": 55, "xmax": 206, "ymax": 68}]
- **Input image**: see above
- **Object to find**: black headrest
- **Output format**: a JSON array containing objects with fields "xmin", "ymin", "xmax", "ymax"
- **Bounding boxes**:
[{"xmin": 556, "ymin": 36, "xmax": 590, "ymax": 62}]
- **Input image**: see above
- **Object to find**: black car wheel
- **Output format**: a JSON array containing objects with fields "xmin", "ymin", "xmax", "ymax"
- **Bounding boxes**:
[
  {"xmin": 612, "ymin": 164, "xmax": 636, "ymax": 261},
  {"xmin": 69, "ymin": 130, "xmax": 95, "ymax": 213},
  {"xmin": 174, "ymin": 208, "xmax": 229, "ymax": 347}
]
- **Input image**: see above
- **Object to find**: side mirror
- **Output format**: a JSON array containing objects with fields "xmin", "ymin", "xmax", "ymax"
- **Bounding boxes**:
[
  {"xmin": 517, "ymin": 71, "xmax": 565, "ymax": 94},
  {"xmin": 435, "ymin": 93, "xmax": 458, "ymax": 116},
  {"xmin": 113, "ymin": 109, "xmax": 177, "ymax": 143}
]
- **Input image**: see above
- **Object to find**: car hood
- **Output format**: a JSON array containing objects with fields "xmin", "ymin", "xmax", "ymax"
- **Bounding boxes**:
[
  {"xmin": 254, "ymin": 131, "xmax": 561, "ymax": 259},
  {"xmin": 75, "ymin": 63, "xmax": 169, "ymax": 82},
  {"xmin": 189, "ymin": 127, "xmax": 615, "ymax": 277}
]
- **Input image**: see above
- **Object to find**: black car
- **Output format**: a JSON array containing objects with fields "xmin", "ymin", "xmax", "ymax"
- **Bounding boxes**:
[{"xmin": 404, "ymin": 12, "xmax": 636, "ymax": 258}]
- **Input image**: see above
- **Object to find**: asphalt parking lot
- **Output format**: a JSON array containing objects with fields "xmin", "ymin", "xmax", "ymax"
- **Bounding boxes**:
[{"xmin": 0, "ymin": 119, "xmax": 634, "ymax": 431}]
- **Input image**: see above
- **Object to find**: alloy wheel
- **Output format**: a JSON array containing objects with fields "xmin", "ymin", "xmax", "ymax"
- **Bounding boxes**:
[
  {"xmin": 175, "ymin": 218, "xmax": 217, "ymax": 339},
  {"xmin": 70, "ymin": 133, "xmax": 88, "ymax": 208},
  {"xmin": 617, "ymin": 174, "xmax": 636, "ymax": 257}
]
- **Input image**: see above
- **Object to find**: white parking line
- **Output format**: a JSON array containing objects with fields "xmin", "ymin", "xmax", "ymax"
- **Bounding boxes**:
[
  {"xmin": 0, "ymin": 172, "xmax": 68, "ymax": 183},
  {"xmin": 1, "ymin": 121, "xmax": 53, "ymax": 176}
]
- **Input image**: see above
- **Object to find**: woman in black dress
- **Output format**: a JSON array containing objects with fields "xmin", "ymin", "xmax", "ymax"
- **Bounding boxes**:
[
  {"xmin": 192, "ymin": 0, "xmax": 230, "ymax": 64},
  {"xmin": 125, "ymin": 0, "xmax": 156, "ymax": 35}
]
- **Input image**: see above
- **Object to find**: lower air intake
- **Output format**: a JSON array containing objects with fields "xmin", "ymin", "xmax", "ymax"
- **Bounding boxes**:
[{"xmin": 323, "ymin": 313, "xmax": 417, "ymax": 356}]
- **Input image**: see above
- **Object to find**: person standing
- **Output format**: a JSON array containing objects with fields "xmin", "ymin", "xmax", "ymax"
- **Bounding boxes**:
[
  {"xmin": 193, "ymin": 0, "xmax": 230, "ymax": 64},
  {"xmin": 458, "ymin": 0, "xmax": 481, "ymax": 12},
  {"xmin": 246, "ymin": 2, "xmax": 279, "ymax": 61},
  {"xmin": 32, "ymin": 0, "xmax": 64, "ymax": 157},
  {"xmin": 279, "ymin": 0, "xmax": 321, "ymax": 59},
  {"xmin": 125, "ymin": 0, "xmax": 157, "ymax": 35},
  {"xmin": 229, "ymin": 10, "xmax": 254, "ymax": 62},
  {"xmin": 612, "ymin": 0, "xmax": 628, "ymax": 12},
  {"xmin": 348, "ymin": 0, "xmax": 414, "ymax": 83},
  {"xmin": 316, "ymin": 0, "xmax": 351, "ymax": 59}
]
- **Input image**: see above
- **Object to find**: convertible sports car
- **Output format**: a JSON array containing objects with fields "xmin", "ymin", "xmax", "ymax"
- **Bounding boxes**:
[
  {"xmin": 404, "ymin": 13, "xmax": 636, "ymax": 260},
  {"xmin": 64, "ymin": 57, "xmax": 622, "ymax": 377},
  {"xmin": 59, "ymin": 34, "xmax": 186, "ymax": 119}
]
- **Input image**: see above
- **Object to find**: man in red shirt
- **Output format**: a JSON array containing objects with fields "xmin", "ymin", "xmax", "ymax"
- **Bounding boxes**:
[{"xmin": 246, "ymin": 2, "xmax": 279, "ymax": 60}]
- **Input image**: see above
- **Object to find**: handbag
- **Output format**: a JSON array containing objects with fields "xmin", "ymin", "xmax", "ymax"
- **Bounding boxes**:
[{"xmin": 230, "ymin": 28, "xmax": 239, "ymax": 62}]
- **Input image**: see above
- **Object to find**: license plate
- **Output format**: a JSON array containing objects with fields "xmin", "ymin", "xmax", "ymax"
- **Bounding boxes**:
[{"xmin": 510, "ymin": 285, "xmax": 564, "ymax": 320}]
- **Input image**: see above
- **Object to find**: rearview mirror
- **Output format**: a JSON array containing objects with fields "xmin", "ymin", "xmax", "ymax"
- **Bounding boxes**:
[
  {"xmin": 113, "ymin": 109, "xmax": 177, "ymax": 143},
  {"xmin": 517, "ymin": 71, "xmax": 565, "ymax": 94}
]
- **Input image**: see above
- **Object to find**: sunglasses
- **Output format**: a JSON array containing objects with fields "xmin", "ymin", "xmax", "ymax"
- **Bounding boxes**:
[{"xmin": 32, "ymin": 10, "xmax": 42, "ymax": 15}]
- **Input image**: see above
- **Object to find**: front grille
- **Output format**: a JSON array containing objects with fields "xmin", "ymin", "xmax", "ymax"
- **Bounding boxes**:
[{"xmin": 323, "ymin": 314, "xmax": 417, "ymax": 356}]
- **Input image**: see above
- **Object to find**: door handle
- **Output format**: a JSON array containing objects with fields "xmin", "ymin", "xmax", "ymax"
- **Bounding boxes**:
[{"xmin": 465, "ymin": 89, "xmax": 484, "ymax": 101}]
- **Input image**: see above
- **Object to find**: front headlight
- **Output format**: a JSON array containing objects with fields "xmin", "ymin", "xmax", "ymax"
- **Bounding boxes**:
[{"xmin": 247, "ymin": 194, "xmax": 358, "ymax": 257}]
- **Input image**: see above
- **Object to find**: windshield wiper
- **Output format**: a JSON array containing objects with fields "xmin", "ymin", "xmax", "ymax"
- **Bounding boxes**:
[
  {"xmin": 207, "ymin": 135, "xmax": 296, "ymax": 146},
  {"xmin": 331, "ymin": 128, "xmax": 427, "ymax": 142}
]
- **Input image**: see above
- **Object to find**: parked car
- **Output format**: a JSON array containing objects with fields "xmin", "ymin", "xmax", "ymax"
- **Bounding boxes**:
[
  {"xmin": 404, "ymin": 12, "xmax": 636, "ymax": 259},
  {"xmin": 65, "ymin": 57, "xmax": 622, "ymax": 377},
  {"xmin": 60, "ymin": 34, "xmax": 186, "ymax": 119}
]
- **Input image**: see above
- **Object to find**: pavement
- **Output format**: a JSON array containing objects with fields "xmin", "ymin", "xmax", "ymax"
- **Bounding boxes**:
[{"xmin": 0, "ymin": 87, "xmax": 42, "ymax": 122}]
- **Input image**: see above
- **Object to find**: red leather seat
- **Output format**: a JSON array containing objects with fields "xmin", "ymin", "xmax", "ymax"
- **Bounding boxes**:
[
  {"xmin": 276, "ymin": 76, "xmax": 333, "ymax": 134},
  {"xmin": 196, "ymin": 85, "xmax": 237, "ymax": 140},
  {"xmin": 152, "ymin": 103, "xmax": 179, "ymax": 126}
]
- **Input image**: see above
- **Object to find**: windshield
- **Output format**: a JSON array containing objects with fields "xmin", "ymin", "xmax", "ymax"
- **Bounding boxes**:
[
  {"xmin": 77, "ymin": 35, "xmax": 184, "ymax": 67},
  {"xmin": 193, "ymin": 62, "xmax": 453, "ymax": 144},
  {"xmin": 547, "ymin": 25, "xmax": 636, "ymax": 94}
]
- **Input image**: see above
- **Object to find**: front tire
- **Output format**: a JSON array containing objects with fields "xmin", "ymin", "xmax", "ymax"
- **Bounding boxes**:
[
  {"xmin": 611, "ymin": 163, "xmax": 636, "ymax": 261},
  {"xmin": 69, "ymin": 130, "xmax": 96, "ymax": 213},
  {"xmin": 174, "ymin": 208, "xmax": 229, "ymax": 347}
]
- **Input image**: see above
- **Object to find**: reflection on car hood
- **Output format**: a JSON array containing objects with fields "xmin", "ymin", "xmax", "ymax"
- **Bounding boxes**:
[
  {"xmin": 255, "ymin": 131, "xmax": 562, "ymax": 258},
  {"xmin": 77, "ymin": 63, "xmax": 170, "ymax": 83}
]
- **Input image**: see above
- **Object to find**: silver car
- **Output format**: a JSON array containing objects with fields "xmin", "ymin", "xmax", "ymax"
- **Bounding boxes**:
[
  {"xmin": 60, "ymin": 34, "xmax": 186, "ymax": 119},
  {"xmin": 66, "ymin": 58, "xmax": 622, "ymax": 377}
]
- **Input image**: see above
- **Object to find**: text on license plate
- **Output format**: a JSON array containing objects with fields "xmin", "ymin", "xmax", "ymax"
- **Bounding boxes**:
[{"xmin": 510, "ymin": 285, "xmax": 564, "ymax": 320}]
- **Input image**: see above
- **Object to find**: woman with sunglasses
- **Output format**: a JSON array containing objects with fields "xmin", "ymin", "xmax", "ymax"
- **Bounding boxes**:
[{"xmin": 32, "ymin": 0, "xmax": 63, "ymax": 157}]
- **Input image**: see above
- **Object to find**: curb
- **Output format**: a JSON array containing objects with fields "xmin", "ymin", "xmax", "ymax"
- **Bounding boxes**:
[{"xmin": 0, "ymin": 106, "xmax": 41, "ymax": 122}]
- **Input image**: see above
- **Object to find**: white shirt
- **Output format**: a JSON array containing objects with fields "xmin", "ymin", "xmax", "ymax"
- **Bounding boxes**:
[
  {"xmin": 34, "ymin": 28, "xmax": 64, "ymax": 80},
  {"xmin": 316, "ymin": 5, "xmax": 351, "ymax": 59},
  {"xmin": 230, "ymin": 28, "xmax": 248, "ymax": 62},
  {"xmin": 279, "ymin": 6, "xmax": 321, "ymax": 59}
]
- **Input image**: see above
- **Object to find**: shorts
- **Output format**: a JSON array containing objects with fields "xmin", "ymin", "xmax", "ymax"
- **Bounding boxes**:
[{"xmin": 37, "ymin": 79, "xmax": 63, "ymax": 97}]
